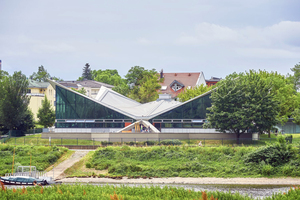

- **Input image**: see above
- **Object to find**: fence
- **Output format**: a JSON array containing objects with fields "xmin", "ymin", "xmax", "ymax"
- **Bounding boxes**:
[{"xmin": 4, "ymin": 136, "xmax": 299, "ymax": 147}]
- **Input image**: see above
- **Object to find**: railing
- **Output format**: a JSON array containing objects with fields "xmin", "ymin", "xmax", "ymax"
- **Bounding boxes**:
[{"xmin": 5, "ymin": 171, "xmax": 47, "ymax": 179}]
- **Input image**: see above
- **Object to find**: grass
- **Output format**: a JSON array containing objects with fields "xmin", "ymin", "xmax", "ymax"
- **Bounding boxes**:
[
  {"xmin": 4, "ymin": 133, "xmax": 293, "ymax": 147},
  {"xmin": 1, "ymin": 183, "xmax": 299, "ymax": 200},
  {"xmin": 4, "ymin": 134, "xmax": 103, "ymax": 146},
  {"xmin": 0, "ymin": 144, "xmax": 69, "ymax": 175},
  {"xmin": 45, "ymin": 150, "xmax": 75, "ymax": 172},
  {"xmin": 63, "ymin": 151, "xmax": 108, "ymax": 177},
  {"xmin": 73, "ymin": 138, "xmax": 300, "ymax": 178}
]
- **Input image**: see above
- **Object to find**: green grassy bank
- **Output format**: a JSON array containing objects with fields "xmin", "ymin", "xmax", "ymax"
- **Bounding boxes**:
[
  {"xmin": 4, "ymin": 133, "xmax": 300, "ymax": 147},
  {"xmin": 72, "ymin": 136, "xmax": 300, "ymax": 178},
  {"xmin": 1, "ymin": 184, "xmax": 300, "ymax": 200},
  {"xmin": 0, "ymin": 144, "xmax": 69, "ymax": 175}
]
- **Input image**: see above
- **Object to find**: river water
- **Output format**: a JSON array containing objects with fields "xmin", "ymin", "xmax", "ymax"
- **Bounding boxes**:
[{"xmin": 6, "ymin": 183, "xmax": 292, "ymax": 199}]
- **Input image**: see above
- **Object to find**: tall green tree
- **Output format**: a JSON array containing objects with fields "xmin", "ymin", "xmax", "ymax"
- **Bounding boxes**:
[
  {"xmin": 177, "ymin": 84, "xmax": 213, "ymax": 102},
  {"xmin": 288, "ymin": 62, "xmax": 300, "ymax": 91},
  {"xmin": 81, "ymin": 63, "xmax": 92, "ymax": 80},
  {"xmin": 37, "ymin": 95, "xmax": 55, "ymax": 128},
  {"xmin": 30, "ymin": 65, "xmax": 63, "ymax": 82},
  {"xmin": 130, "ymin": 75, "xmax": 162, "ymax": 103},
  {"xmin": 0, "ymin": 71, "xmax": 34, "ymax": 136},
  {"xmin": 256, "ymin": 70, "xmax": 300, "ymax": 125},
  {"xmin": 30, "ymin": 65, "xmax": 50, "ymax": 82},
  {"xmin": 207, "ymin": 71, "xmax": 279, "ymax": 144},
  {"xmin": 125, "ymin": 66, "xmax": 161, "ymax": 103}
]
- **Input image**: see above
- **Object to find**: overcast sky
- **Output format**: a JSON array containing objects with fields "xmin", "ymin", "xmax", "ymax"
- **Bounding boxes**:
[{"xmin": 1, "ymin": 0, "xmax": 299, "ymax": 80}]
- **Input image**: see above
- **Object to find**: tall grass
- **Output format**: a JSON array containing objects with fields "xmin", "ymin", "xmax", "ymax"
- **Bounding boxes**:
[
  {"xmin": 1, "ymin": 184, "xmax": 299, "ymax": 200},
  {"xmin": 82, "ymin": 139, "xmax": 300, "ymax": 178},
  {"xmin": 0, "ymin": 144, "xmax": 68, "ymax": 175}
]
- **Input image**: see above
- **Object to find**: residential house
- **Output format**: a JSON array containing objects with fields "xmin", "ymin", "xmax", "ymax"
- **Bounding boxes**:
[
  {"xmin": 58, "ymin": 80, "xmax": 114, "ymax": 99},
  {"xmin": 158, "ymin": 70, "xmax": 206, "ymax": 98},
  {"xmin": 27, "ymin": 80, "xmax": 55, "ymax": 120},
  {"xmin": 205, "ymin": 77, "xmax": 222, "ymax": 87}
]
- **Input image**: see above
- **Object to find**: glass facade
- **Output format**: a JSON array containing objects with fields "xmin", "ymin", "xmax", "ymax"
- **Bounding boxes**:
[
  {"xmin": 150, "ymin": 93, "xmax": 211, "ymax": 129},
  {"xmin": 55, "ymin": 86, "xmax": 133, "ymax": 128}
]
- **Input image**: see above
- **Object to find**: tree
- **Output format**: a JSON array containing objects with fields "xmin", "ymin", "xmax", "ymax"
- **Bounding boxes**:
[
  {"xmin": 71, "ymin": 87, "xmax": 87, "ymax": 95},
  {"xmin": 125, "ymin": 66, "xmax": 161, "ymax": 103},
  {"xmin": 30, "ymin": 65, "xmax": 63, "ymax": 82},
  {"xmin": 30, "ymin": 65, "xmax": 50, "ymax": 82},
  {"xmin": 177, "ymin": 84, "xmax": 213, "ymax": 102},
  {"xmin": 82, "ymin": 63, "xmax": 92, "ymax": 80},
  {"xmin": 37, "ymin": 95, "xmax": 55, "ymax": 128},
  {"xmin": 125, "ymin": 66, "xmax": 157, "ymax": 86},
  {"xmin": 288, "ymin": 63, "xmax": 300, "ymax": 91},
  {"xmin": 206, "ymin": 71, "xmax": 279, "ymax": 144},
  {"xmin": 131, "ymin": 75, "xmax": 162, "ymax": 103},
  {"xmin": 0, "ymin": 71, "xmax": 34, "ymax": 136},
  {"xmin": 257, "ymin": 70, "xmax": 300, "ymax": 126}
]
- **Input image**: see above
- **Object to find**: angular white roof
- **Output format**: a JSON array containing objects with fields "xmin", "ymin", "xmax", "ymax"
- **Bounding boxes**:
[{"xmin": 49, "ymin": 79, "xmax": 212, "ymax": 120}]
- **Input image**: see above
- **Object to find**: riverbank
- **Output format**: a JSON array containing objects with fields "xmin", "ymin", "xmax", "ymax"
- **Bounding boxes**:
[{"xmin": 60, "ymin": 177, "xmax": 300, "ymax": 185}]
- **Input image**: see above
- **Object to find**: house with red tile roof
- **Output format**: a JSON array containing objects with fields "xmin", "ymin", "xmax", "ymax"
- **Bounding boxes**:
[
  {"xmin": 205, "ymin": 77, "xmax": 222, "ymax": 87},
  {"xmin": 158, "ymin": 70, "xmax": 206, "ymax": 98}
]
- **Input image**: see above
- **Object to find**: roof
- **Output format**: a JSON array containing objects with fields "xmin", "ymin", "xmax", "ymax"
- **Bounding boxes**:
[
  {"xmin": 206, "ymin": 77, "xmax": 222, "ymax": 82},
  {"xmin": 58, "ymin": 80, "xmax": 114, "ymax": 89},
  {"xmin": 159, "ymin": 72, "xmax": 202, "ymax": 98},
  {"xmin": 48, "ymin": 79, "xmax": 212, "ymax": 120},
  {"xmin": 28, "ymin": 80, "xmax": 50, "ymax": 88}
]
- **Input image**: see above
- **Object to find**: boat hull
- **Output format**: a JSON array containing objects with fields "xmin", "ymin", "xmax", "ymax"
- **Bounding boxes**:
[{"xmin": 0, "ymin": 177, "xmax": 48, "ymax": 186}]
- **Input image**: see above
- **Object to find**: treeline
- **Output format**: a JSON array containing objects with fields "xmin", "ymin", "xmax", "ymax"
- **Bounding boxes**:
[{"xmin": 79, "ymin": 64, "xmax": 163, "ymax": 103}]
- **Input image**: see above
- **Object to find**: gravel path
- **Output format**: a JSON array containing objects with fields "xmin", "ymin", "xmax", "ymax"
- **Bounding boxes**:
[
  {"xmin": 45, "ymin": 150, "xmax": 90, "ymax": 180},
  {"xmin": 60, "ymin": 177, "xmax": 300, "ymax": 185}
]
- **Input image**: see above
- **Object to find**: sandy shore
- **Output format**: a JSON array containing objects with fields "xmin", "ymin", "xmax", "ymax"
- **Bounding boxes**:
[{"xmin": 60, "ymin": 177, "xmax": 300, "ymax": 185}]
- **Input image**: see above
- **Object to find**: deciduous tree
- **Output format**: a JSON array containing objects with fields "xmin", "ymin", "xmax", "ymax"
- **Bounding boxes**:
[
  {"xmin": 30, "ymin": 65, "xmax": 63, "ymax": 82},
  {"xmin": 207, "ymin": 70, "xmax": 279, "ymax": 144},
  {"xmin": 37, "ymin": 95, "xmax": 55, "ymax": 128},
  {"xmin": 0, "ymin": 71, "xmax": 34, "ymax": 136},
  {"xmin": 288, "ymin": 62, "xmax": 300, "ymax": 91},
  {"xmin": 177, "ymin": 84, "xmax": 213, "ymax": 102},
  {"xmin": 125, "ymin": 66, "xmax": 161, "ymax": 103}
]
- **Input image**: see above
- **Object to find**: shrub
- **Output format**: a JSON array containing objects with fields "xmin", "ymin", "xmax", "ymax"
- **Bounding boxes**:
[
  {"xmin": 159, "ymin": 139, "xmax": 182, "ymax": 145},
  {"xmin": 143, "ymin": 141, "xmax": 156, "ymax": 146},
  {"xmin": 243, "ymin": 142, "xmax": 296, "ymax": 167},
  {"xmin": 260, "ymin": 163, "xmax": 273, "ymax": 176},
  {"xmin": 85, "ymin": 162, "xmax": 92, "ymax": 168},
  {"xmin": 101, "ymin": 141, "xmax": 113, "ymax": 146}
]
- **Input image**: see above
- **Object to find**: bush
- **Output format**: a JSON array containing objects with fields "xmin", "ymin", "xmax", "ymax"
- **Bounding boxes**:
[
  {"xmin": 143, "ymin": 141, "xmax": 156, "ymax": 146},
  {"xmin": 243, "ymin": 142, "xmax": 296, "ymax": 167},
  {"xmin": 86, "ymin": 162, "xmax": 92, "ymax": 168},
  {"xmin": 159, "ymin": 139, "xmax": 182, "ymax": 145},
  {"xmin": 260, "ymin": 163, "xmax": 273, "ymax": 176},
  {"xmin": 101, "ymin": 141, "xmax": 113, "ymax": 146}
]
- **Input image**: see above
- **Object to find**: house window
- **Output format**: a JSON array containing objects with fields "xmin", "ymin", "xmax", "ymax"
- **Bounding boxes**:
[
  {"xmin": 171, "ymin": 83, "xmax": 182, "ymax": 91},
  {"xmin": 27, "ymin": 89, "xmax": 31, "ymax": 93}
]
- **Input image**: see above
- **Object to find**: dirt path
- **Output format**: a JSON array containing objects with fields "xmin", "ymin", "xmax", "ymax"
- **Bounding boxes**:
[
  {"xmin": 46, "ymin": 150, "xmax": 90, "ymax": 180},
  {"xmin": 61, "ymin": 177, "xmax": 300, "ymax": 185}
]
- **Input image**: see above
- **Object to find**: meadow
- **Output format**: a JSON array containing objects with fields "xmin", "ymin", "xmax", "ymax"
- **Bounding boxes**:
[
  {"xmin": 63, "ymin": 136, "xmax": 300, "ymax": 178},
  {"xmin": 0, "ymin": 144, "xmax": 69, "ymax": 175}
]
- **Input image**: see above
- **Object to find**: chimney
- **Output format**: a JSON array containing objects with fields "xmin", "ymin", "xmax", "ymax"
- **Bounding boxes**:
[{"xmin": 160, "ymin": 69, "xmax": 163, "ymax": 79}]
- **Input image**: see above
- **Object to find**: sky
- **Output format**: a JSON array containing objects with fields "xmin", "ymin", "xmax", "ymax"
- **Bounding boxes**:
[{"xmin": 1, "ymin": 0, "xmax": 300, "ymax": 80}]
